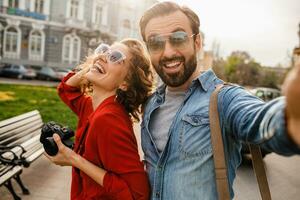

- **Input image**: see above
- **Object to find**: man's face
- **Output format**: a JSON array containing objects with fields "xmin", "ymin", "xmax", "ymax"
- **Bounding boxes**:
[{"xmin": 144, "ymin": 11, "xmax": 201, "ymax": 87}]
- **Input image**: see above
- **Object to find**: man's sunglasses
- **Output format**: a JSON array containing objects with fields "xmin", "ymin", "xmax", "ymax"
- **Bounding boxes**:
[
  {"xmin": 94, "ymin": 43, "xmax": 127, "ymax": 64},
  {"xmin": 146, "ymin": 31, "xmax": 196, "ymax": 53}
]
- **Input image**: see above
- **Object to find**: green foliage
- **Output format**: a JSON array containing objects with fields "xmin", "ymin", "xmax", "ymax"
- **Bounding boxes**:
[
  {"xmin": 0, "ymin": 84, "xmax": 77, "ymax": 130},
  {"xmin": 215, "ymin": 50, "xmax": 285, "ymax": 88},
  {"xmin": 260, "ymin": 71, "xmax": 279, "ymax": 89}
]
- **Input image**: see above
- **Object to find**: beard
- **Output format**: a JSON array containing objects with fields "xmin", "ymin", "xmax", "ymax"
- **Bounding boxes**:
[{"xmin": 154, "ymin": 52, "xmax": 197, "ymax": 87}]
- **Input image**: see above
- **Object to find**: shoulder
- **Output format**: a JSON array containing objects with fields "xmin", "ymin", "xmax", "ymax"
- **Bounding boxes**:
[{"xmin": 218, "ymin": 84, "xmax": 257, "ymax": 101}]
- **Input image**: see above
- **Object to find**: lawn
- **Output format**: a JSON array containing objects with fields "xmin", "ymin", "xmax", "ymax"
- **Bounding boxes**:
[{"xmin": 0, "ymin": 84, "xmax": 77, "ymax": 130}]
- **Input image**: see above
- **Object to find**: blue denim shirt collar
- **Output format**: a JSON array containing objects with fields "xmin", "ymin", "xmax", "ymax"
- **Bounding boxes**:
[
  {"xmin": 197, "ymin": 69, "xmax": 216, "ymax": 92},
  {"xmin": 156, "ymin": 69, "xmax": 216, "ymax": 96}
]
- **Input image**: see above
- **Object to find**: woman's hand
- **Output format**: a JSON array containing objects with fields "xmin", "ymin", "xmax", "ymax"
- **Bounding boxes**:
[
  {"xmin": 65, "ymin": 65, "xmax": 91, "ymax": 87},
  {"xmin": 44, "ymin": 133, "xmax": 78, "ymax": 166}
]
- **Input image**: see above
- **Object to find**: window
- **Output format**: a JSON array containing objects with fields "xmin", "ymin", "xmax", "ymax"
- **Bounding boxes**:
[
  {"xmin": 9, "ymin": 0, "xmax": 19, "ymax": 8},
  {"xmin": 0, "ymin": 24, "xmax": 3, "ymax": 58},
  {"xmin": 62, "ymin": 34, "xmax": 81, "ymax": 63},
  {"xmin": 3, "ymin": 26, "xmax": 20, "ymax": 59},
  {"xmin": 95, "ymin": 5, "xmax": 103, "ymax": 25},
  {"xmin": 29, "ymin": 30, "xmax": 44, "ymax": 61},
  {"xmin": 35, "ymin": 0, "xmax": 44, "ymax": 13},
  {"xmin": 70, "ymin": 0, "xmax": 79, "ymax": 19},
  {"xmin": 63, "ymin": 37, "xmax": 71, "ymax": 60}
]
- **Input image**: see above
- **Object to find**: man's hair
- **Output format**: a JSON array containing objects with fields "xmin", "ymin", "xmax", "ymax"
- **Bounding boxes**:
[{"xmin": 139, "ymin": 1, "xmax": 200, "ymax": 41}]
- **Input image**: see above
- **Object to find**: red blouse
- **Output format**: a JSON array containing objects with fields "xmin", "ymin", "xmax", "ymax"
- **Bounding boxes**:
[{"xmin": 57, "ymin": 73, "xmax": 150, "ymax": 200}]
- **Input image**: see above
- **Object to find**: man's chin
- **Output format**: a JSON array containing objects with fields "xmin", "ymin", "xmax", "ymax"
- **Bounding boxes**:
[{"xmin": 161, "ymin": 73, "xmax": 186, "ymax": 87}]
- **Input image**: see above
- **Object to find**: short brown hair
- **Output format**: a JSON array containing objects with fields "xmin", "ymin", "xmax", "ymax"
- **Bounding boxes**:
[{"xmin": 139, "ymin": 1, "xmax": 200, "ymax": 41}]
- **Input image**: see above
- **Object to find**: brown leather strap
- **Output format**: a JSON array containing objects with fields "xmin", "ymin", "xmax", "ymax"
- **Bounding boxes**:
[
  {"xmin": 209, "ymin": 84, "xmax": 272, "ymax": 200},
  {"xmin": 249, "ymin": 144, "xmax": 272, "ymax": 200},
  {"xmin": 209, "ymin": 85, "xmax": 231, "ymax": 200}
]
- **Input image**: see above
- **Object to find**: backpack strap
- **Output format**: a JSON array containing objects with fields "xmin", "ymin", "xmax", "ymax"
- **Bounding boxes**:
[
  {"xmin": 209, "ymin": 84, "xmax": 272, "ymax": 200},
  {"xmin": 249, "ymin": 144, "xmax": 272, "ymax": 200},
  {"xmin": 209, "ymin": 84, "xmax": 231, "ymax": 200}
]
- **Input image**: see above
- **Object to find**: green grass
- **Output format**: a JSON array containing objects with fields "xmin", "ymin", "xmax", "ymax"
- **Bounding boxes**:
[{"xmin": 0, "ymin": 84, "xmax": 77, "ymax": 130}]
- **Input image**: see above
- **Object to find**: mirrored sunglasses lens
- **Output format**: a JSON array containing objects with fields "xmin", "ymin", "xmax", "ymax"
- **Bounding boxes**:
[
  {"xmin": 147, "ymin": 36, "xmax": 165, "ymax": 52},
  {"xmin": 108, "ymin": 51, "xmax": 124, "ymax": 63},
  {"xmin": 170, "ymin": 31, "xmax": 188, "ymax": 46},
  {"xmin": 94, "ymin": 44, "xmax": 109, "ymax": 54}
]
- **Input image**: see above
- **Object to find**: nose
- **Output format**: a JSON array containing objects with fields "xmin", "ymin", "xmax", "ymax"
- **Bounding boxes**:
[
  {"xmin": 94, "ymin": 54, "xmax": 107, "ymax": 65},
  {"xmin": 161, "ymin": 40, "xmax": 178, "ymax": 58}
]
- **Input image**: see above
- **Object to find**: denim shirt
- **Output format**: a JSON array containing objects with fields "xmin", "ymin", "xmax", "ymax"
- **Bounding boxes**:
[{"xmin": 141, "ymin": 69, "xmax": 300, "ymax": 200}]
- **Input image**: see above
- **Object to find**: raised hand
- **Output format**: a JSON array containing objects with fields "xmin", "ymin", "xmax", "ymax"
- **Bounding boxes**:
[{"xmin": 283, "ymin": 60, "xmax": 300, "ymax": 145}]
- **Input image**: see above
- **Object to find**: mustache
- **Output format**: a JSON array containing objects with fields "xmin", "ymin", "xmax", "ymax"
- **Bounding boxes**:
[{"xmin": 159, "ymin": 56, "xmax": 185, "ymax": 66}]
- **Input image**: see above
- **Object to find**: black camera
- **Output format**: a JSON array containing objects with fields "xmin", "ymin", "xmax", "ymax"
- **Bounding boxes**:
[{"xmin": 40, "ymin": 121, "xmax": 74, "ymax": 156}]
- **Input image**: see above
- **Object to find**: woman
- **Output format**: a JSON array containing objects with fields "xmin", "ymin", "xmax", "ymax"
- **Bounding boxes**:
[{"xmin": 46, "ymin": 39, "xmax": 153, "ymax": 200}]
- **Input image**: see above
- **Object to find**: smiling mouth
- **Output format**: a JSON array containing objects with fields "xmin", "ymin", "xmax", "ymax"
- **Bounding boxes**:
[
  {"xmin": 163, "ymin": 60, "xmax": 182, "ymax": 69},
  {"xmin": 92, "ymin": 62, "xmax": 106, "ymax": 74}
]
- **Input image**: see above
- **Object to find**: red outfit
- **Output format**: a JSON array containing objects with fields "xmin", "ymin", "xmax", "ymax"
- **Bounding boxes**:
[{"xmin": 57, "ymin": 73, "xmax": 150, "ymax": 200}]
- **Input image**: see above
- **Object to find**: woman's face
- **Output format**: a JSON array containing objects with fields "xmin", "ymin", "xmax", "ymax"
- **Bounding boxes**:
[{"xmin": 85, "ymin": 43, "xmax": 131, "ymax": 92}]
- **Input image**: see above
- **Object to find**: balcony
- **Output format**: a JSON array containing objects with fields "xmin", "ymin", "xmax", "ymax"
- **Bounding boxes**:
[
  {"xmin": 65, "ymin": 18, "xmax": 87, "ymax": 28},
  {"xmin": 1, "ymin": 7, "xmax": 47, "ymax": 21},
  {"xmin": 91, "ymin": 23, "xmax": 109, "ymax": 33}
]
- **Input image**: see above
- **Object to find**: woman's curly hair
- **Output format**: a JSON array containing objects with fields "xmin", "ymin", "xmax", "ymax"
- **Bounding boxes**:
[
  {"xmin": 116, "ymin": 38, "xmax": 154, "ymax": 122},
  {"xmin": 75, "ymin": 39, "xmax": 154, "ymax": 122}
]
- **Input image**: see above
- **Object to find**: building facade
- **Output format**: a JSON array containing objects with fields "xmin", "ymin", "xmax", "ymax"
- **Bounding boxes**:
[
  {"xmin": 293, "ymin": 23, "xmax": 300, "ymax": 66},
  {"xmin": 0, "ymin": 0, "xmax": 158, "ymax": 69}
]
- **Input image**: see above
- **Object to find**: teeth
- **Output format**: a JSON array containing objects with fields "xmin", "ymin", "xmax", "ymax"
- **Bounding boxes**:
[
  {"xmin": 164, "ymin": 61, "xmax": 181, "ymax": 68},
  {"xmin": 94, "ymin": 63, "xmax": 105, "ymax": 74}
]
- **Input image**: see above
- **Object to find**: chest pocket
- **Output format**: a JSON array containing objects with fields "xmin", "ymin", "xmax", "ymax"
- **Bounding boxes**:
[{"xmin": 179, "ymin": 114, "xmax": 212, "ymax": 158}]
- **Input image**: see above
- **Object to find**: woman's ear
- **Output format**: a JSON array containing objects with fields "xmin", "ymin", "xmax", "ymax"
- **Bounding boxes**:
[{"xmin": 119, "ymin": 81, "xmax": 128, "ymax": 91}]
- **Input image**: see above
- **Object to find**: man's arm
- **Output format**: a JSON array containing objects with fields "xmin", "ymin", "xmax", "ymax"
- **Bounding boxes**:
[{"xmin": 218, "ymin": 85, "xmax": 300, "ymax": 155}]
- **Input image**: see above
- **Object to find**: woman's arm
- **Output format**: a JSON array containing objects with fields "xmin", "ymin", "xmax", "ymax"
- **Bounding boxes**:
[
  {"xmin": 45, "ymin": 133, "xmax": 106, "ymax": 185},
  {"xmin": 45, "ymin": 133, "xmax": 143, "ymax": 200},
  {"xmin": 57, "ymin": 68, "xmax": 91, "ymax": 117}
]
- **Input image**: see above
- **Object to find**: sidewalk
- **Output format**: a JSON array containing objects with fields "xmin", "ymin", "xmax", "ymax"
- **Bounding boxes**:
[{"xmin": 0, "ymin": 156, "xmax": 71, "ymax": 200}]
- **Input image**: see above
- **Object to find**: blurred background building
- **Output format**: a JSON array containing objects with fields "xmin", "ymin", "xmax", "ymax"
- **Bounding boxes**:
[
  {"xmin": 0, "ymin": 0, "xmax": 158, "ymax": 69},
  {"xmin": 293, "ymin": 23, "xmax": 300, "ymax": 66}
]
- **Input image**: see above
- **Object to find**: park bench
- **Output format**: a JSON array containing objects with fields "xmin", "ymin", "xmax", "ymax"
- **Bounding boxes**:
[{"xmin": 0, "ymin": 110, "xmax": 44, "ymax": 200}]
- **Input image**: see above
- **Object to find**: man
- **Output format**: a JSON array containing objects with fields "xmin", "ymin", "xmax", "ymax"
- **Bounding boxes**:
[{"xmin": 139, "ymin": 1, "xmax": 300, "ymax": 199}]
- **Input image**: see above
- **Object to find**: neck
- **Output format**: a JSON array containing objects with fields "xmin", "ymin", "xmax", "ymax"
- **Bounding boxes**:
[
  {"xmin": 91, "ymin": 88, "xmax": 116, "ymax": 110},
  {"xmin": 167, "ymin": 64, "xmax": 202, "ymax": 92}
]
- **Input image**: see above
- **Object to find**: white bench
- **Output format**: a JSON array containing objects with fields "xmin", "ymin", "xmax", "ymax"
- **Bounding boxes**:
[{"xmin": 0, "ymin": 110, "xmax": 44, "ymax": 200}]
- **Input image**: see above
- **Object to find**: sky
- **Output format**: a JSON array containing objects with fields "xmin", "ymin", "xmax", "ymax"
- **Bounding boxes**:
[{"xmin": 163, "ymin": 0, "xmax": 300, "ymax": 67}]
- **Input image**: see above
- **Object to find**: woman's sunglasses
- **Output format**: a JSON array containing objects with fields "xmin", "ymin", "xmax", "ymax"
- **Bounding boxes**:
[
  {"xmin": 146, "ymin": 31, "xmax": 195, "ymax": 53},
  {"xmin": 94, "ymin": 43, "xmax": 127, "ymax": 64}
]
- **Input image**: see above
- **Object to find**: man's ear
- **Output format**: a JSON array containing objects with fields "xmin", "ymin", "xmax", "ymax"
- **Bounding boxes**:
[
  {"xmin": 194, "ymin": 33, "xmax": 202, "ymax": 51},
  {"xmin": 119, "ymin": 81, "xmax": 128, "ymax": 91}
]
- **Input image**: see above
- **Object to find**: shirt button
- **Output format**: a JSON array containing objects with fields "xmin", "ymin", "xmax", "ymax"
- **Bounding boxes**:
[
  {"xmin": 156, "ymin": 98, "xmax": 162, "ymax": 103},
  {"xmin": 156, "ymin": 192, "xmax": 160, "ymax": 198}
]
